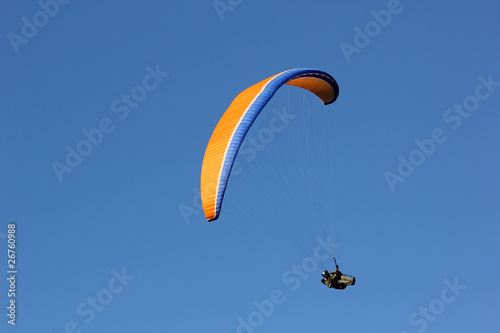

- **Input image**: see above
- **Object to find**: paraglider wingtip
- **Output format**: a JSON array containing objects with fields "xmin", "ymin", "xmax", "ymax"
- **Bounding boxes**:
[
  {"xmin": 323, "ymin": 97, "xmax": 338, "ymax": 106},
  {"xmin": 324, "ymin": 93, "xmax": 339, "ymax": 105}
]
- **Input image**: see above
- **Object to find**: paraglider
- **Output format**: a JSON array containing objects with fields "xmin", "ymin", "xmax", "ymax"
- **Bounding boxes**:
[
  {"xmin": 200, "ymin": 68, "xmax": 339, "ymax": 221},
  {"xmin": 321, "ymin": 257, "xmax": 356, "ymax": 290},
  {"xmin": 200, "ymin": 68, "xmax": 355, "ymax": 290}
]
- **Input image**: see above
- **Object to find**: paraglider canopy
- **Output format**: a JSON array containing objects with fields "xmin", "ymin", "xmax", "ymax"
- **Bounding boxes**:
[{"xmin": 200, "ymin": 68, "xmax": 339, "ymax": 221}]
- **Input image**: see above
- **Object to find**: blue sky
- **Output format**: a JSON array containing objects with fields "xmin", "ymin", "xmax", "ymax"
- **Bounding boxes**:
[{"xmin": 1, "ymin": 0, "xmax": 499, "ymax": 332}]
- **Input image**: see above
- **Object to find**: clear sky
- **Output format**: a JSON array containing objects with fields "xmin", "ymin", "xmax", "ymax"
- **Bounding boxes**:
[{"xmin": 1, "ymin": 1, "xmax": 499, "ymax": 332}]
